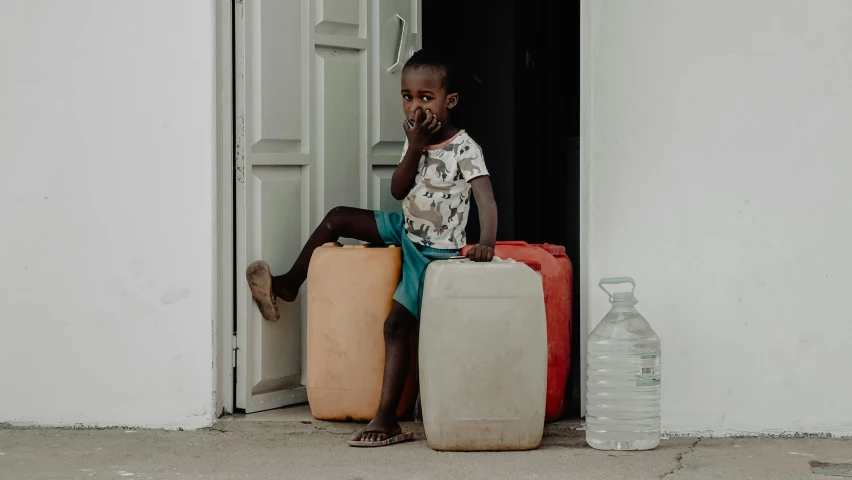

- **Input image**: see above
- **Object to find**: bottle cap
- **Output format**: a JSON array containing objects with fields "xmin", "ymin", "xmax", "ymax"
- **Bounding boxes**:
[{"xmin": 611, "ymin": 291, "xmax": 638, "ymax": 307}]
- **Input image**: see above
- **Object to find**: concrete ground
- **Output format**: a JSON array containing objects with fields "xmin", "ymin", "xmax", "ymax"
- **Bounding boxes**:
[{"xmin": 1, "ymin": 414, "xmax": 850, "ymax": 480}]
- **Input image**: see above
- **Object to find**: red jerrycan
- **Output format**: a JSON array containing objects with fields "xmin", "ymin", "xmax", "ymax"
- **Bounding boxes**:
[
  {"xmin": 534, "ymin": 243, "xmax": 574, "ymax": 342},
  {"xmin": 461, "ymin": 241, "xmax": 571, "ymax": 421}
]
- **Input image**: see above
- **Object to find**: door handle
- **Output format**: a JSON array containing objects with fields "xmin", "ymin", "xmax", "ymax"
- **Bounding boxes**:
[{"xmin": 387, "ymin": 14, "xmax": 407, "ymax": 73}]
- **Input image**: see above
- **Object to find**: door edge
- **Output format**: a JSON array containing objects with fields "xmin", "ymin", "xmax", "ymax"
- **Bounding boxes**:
[{"xmin": 215, "ymin": 0, "xmax": 236, "ymax": 418}]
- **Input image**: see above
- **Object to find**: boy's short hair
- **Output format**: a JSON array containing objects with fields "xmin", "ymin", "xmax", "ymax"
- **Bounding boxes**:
[{"xmin": 403, "ymin": 48, "xmax": 457, "ymax": 93}]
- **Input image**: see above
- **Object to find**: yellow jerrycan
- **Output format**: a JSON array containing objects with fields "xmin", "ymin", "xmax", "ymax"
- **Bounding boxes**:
[{"xmin": 306, "ymin": 243, "xmax": 418, "ymax": 421}]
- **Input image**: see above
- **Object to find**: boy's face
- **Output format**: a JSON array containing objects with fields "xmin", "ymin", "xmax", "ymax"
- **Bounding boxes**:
[{"xmin": 401, "ymin": 67, "xmax": 458, "ymax": 127}]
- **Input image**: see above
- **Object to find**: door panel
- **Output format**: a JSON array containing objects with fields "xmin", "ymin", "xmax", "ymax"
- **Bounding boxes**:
[
  {"xmin": 252, "ymin": 0, "xmax": 307, "ymax": 155},
  {"xmin": 252, "ymin": 166, "xmax": 304, "ymax": 391},
  {"xmin": 369, "ymin": 0, "xmax": 421, "ymax": 211},
  {"xmin": 316, "ymin": 0, "xmax": 362, "ymax": 36},
  {"xmin": 372, "ymin": 167, "xmax": 404, "ymax": 214},
  {"xmin": 316, "ymin": 47, "xmax": 363, "ymax": 214},
  {"xmin": 370, "ymin": 0, "xmax": 417, "ymax": 166},
  {"xmin": 235, "ymin": 0, "xmax": 421, "ymax": 413}
]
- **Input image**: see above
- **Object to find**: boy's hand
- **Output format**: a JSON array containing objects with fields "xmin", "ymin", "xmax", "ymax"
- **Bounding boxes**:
[
  {"xmin": 467, "ymin": 244, "xmax": 495, "ymax": 263},
  {"xmin": 468, "ymin": 177, "xmax": 498, "ymax": 263},
  {"xmin": 403, "ymin": 108, "xmax": 441, "ymax": 150}
]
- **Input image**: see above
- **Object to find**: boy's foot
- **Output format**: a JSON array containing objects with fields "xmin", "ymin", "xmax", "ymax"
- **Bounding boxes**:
[
  {"xmin": 349, "ymin": 419, "xmax": 413, "ymax": 448},
  {"xmin": 245, "ymin": 261, "xmax": 280, "ymax": 321}
]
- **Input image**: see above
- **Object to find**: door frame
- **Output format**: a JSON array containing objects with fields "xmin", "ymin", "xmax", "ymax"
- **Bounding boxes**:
[
  {"xmin": 215, "ymin": 0, "xmax": 235, "ymax": 416},
  {"xmin": 213, "ymin": 0, "xmax": 594, "ymax": 418},
  {"xmin": 579, "ymin": 0, "xmax": 591, "ymax": 417}
]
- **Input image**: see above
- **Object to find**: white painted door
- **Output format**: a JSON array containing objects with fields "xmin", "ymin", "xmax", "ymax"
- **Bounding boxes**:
[{"xmin": 234, "ymin": 0, "xmax": 422, "ymax": 413}]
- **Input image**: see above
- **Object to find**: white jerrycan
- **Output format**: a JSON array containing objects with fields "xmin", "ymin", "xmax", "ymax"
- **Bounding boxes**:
[
  {"xmin": 418, "ymin": 257, "xmax": 547, "ymax": 451},
  {"xmin": 585, "ymin": 277, "xmax": 661, "ymax": 451}
]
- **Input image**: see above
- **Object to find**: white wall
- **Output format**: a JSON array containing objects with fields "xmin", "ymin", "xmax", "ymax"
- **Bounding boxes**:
[
  {"xmin": 587, "ymin": 0, "xmax": 852, "ymax": 435},
  {"xmin": 0, "ymin": 1, "xmax": 216, "ymax": 428}
]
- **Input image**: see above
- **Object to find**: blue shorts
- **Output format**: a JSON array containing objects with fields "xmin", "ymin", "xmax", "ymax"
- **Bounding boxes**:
[{"xmin": 373, "ymin": 211, "xmax": 459, "ymax": 318}]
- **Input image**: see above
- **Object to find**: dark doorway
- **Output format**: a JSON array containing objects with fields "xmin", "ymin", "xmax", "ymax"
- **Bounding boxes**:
[{"xmin": 423, "ymin": 0, "xmax": 582, "ymax": 418}]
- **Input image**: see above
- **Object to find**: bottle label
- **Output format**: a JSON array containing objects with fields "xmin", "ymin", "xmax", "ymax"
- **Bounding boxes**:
[{"xmin": 636, "ymin": 354, "xmax": 660, "ymax": 387}]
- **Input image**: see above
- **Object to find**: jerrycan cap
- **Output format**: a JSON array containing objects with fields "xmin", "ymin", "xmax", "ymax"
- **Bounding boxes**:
[{"xmin": 599, "ymin": 277, "xmax": 639, "ymax": 306}]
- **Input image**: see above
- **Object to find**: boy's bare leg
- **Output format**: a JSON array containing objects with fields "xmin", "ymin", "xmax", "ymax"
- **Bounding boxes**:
[
  {"xmin": 246, "ymin": 207, "xmax": 383, "ymax": 320},
  {"xmin": 351, "ymin": 301, "xmax": 417, "ymax": 443}
]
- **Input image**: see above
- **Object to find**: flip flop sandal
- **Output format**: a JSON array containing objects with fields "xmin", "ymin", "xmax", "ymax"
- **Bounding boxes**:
[
  {"xmin": 348, "ymin": 431, "xmax": 415, "ymax": 448},
  {"xmin": 245, "ymin": 260, "xmax": 280, "ymax": 321}
]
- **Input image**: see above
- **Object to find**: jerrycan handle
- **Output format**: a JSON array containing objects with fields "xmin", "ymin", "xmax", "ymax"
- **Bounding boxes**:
[
  {"xmin": 495, "ymin": 241, "xmax": 529, "ymax": 246},
  {"xmin": 598, "ymin": 277, "xmax": 636, "ymax": 303}
]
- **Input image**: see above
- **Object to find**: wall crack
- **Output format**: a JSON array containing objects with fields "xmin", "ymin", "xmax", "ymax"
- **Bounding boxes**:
[{"xmin": 661, "ymin": 438, "xmax": 701, "ymax": 479}]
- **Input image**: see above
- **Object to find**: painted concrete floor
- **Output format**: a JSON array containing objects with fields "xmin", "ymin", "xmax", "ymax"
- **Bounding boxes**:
[{"xmin": 2, "ymin": 408, "xmax": 851, "ymax": 480}]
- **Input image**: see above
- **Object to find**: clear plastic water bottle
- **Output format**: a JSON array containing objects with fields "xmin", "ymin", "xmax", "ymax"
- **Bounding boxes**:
[{"xmin": 586, "ymin": 277, "xmax": 661, "ymax": 450}]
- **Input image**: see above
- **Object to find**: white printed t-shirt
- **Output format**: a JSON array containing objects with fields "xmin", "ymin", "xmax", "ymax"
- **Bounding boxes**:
[{"xmin": 400, "ymin": 130, "xmax": 489, "ymax": 250}]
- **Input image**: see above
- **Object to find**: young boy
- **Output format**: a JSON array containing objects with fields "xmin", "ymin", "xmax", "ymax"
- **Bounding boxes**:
[{"xmin": 245, "ymin": 49, "xmax": 498, "ymax": 447}]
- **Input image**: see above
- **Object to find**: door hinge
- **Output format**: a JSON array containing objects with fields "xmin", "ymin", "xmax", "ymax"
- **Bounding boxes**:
[{"xmin": 231, "ymin": 334, "xmax": 238, "ymax": 368}]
